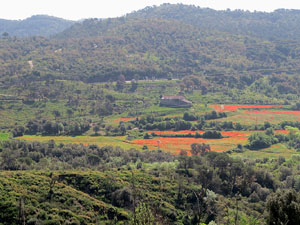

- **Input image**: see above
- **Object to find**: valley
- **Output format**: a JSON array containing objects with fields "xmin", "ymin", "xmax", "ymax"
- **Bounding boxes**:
[{"xmin": 1, "ymin": 3, "xmax": 300, "ymax": 225}]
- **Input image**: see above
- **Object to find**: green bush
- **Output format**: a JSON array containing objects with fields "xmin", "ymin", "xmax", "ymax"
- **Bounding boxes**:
[{"xmin": 248, "ymin": 132, "xmax": 274, "ymax": 150}]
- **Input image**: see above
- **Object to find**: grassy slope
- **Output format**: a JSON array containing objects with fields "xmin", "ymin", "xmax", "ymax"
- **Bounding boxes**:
[
  {"xmin": 0, "ymin": 171, "xmax": 128, "ymax": 224},
  {"xmin": 0, "ymin": 169, "xmax": 197, "ymax": 224}
]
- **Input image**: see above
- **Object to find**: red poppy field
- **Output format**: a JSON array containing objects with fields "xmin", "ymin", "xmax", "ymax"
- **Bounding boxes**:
[
  {"xmin": 211, "ymin": 105, "xmax": 300, "ymax": 124},
  {"xmin": 132, "ymin": 130, "xmax": 289, "ymax": 155},
  {"xmin": 148, "ymin": 130, "xmax": 204, "ymax": 135},
  {"xmin": 17, "ymin": 104, "xmax": 297, "ymax": 159},
  {"xmin": 212, "ymin": 105, "xmax": 282, "ymax": 112},
  {"xmin": 132, "ymin": 132, "xmax": 249, "ymax": 154}
]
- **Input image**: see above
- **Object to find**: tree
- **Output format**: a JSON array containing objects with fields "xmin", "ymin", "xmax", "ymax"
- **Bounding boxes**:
[
  {"xmin": 12, "ymin": 126, "xmax": 25, "ymax": 137},
  {"xmin": 87, "ymin": 153, "xmax": 100, "ymax": 166},
  {"xmin": 93, "ymin": 125, "xmax": 100, "ymax": 136},
  {"xmin": 191, "ymin": 143, "xmax": 211, "ymax": 156},
  {"xmin": 116, "ymin": 74, "xmax": 126, "ymax": 92},
  {"xmin": 179, "ymin": 149, "xmax": 188, "ymax": 156},
  {"xmin": 2, "ymin": 32, "xmax": 9, "ymax": 37},
  {"xmin": 202, "ymin": 130, "xmax": 222, "ymax": 139},
  {"xmin": 129, "ymin": 202, "xmax": 155, "ymax": 225},
  {"xmin": 0, "ymin": 149, "xmax": 19, "ymax": 170},
  {"xmin": 18, "ymin": 196, "xmax": 26, "ymax": 225},
  {"xmin": 267, "ymin": 190, "xmax": 300, "ymax": 225},
  {"xmin": 112, "ymin": 187, "xmax": 133, "ymax": 208},
  {"xmin": 52, "ymin": 110, "xmax": 61, "ymax": 121},
  {"xmin": 66, "ymin": 109, "xmax": 73, "ymax": 122},
  {"xmin": 195, "ymin": 132, "xmax": 201, "ymax": 138},
  {"xmin": 47, "ymin": 172, "xmax": 57, "ymax": 201},
  {"xmin": 130, "ymin": 79, "xmax": 138, "ymax": 92},
  {"xmin": 248, "ymin": 132, "xmax": 273, "ymax": 149}
]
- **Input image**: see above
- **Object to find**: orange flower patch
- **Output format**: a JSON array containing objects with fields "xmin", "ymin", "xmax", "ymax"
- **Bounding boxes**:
[
  {"xmin": 134, "ymin": 130, "xmax": 289, "ymax": 155},
  {"xmin": 245, "ymin": 110, "xmax": 300, "ymax": 115},
  {"xmin": 274, "ymin": 130, "xmax": 289, "ymax": 135},
  {"xmin": 212, "ymin": 105, "xmax": 281, "ymax": 112},
  {"xmin": 149, "ymin": 130, "xmax": 250, "ymax": 138},
  {"xmin": 133, "ymin": 137, "xmax": 207, "ymax": 145},
  {"xmin": 132, "ymin": 132, "xmax": 250, "ymax": 155},
  {"xmin": 221, "ymin": 131, "xmax": 249, "ymax": 137},
  {"xmin": 132, "ymin": 137, "xmax": 207, "ymax": 153},
  {"xmin": 148, "ymin": 130, "xmax": 204, "ymax": 135},
  {"xmin": 163, "ymin": 114, "xmax": 183, "ymax": 118},
  {"xmin": 113, "ymin": 117, "xmax": 138, "ymax": 123}
]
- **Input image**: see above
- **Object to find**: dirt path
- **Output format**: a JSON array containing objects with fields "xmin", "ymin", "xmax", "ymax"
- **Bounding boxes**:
[{"xmin": 28, "ymin": 60, "xmax": 33, "ymax": 70}]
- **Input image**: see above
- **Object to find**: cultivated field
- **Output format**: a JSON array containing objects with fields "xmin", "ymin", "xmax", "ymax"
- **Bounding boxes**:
[
  {"xmin": 211, "ymin": 105, "xmax": 300, "ymax": 124},
  {"xmin": 12, "ymin": 104, "xmax": 300, "ymax": 160}
]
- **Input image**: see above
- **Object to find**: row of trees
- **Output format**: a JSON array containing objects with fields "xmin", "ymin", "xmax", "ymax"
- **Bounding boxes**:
[
  {"xmin": 12, "ymin": 119, "xmax": 90, "ymax": 137},
  {"xmin": 183, "ymin": 111, "xmax": 227, "ymax": 121}
]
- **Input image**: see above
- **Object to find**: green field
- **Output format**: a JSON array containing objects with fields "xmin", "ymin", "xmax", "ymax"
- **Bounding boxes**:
[
  {"xmin": 232, "ymin": 143, "xmax": 296, "ymax": 160},
  {"xmin": 16, "ymin": 132, "xmax": 299, "ymax": 160},
  {"xmin": 0, "ymin": 133, "xmax": 9, "ymax": 141},
  {"xmin": 212, "ymin": 110, "xmax": 300, "ymax": 125},
  {"xmin": 17, "ymin": 135, "xmax": 137, "ymax": 150}
]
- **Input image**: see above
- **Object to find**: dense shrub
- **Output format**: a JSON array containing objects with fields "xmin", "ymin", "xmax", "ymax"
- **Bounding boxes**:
[
  {"xmin": 202, "ymin": 130, "xmax": 222, "ymax": 139},
  {"xmin": 248, "ymin": 132, "xmax": 275, "ymax": 149}
]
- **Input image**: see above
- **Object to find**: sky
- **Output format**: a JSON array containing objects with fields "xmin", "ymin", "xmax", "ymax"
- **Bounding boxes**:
[{"xmin": 1, "ymin": 0, "xmax": 300, "ymax": 20}]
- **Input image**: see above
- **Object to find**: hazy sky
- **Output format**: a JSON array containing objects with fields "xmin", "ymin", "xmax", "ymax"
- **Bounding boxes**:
[{"xmin": 2, "ymin": 0, "xmax": 300, "ymax": 20}]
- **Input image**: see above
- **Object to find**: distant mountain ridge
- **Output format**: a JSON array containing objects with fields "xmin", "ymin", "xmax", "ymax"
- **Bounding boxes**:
[
  {"xmin": 2, "ymin": 4, "xmax": 300, "ymax": 41},
  {"xmin": 1, "ymin": 4, "xmax": 300, "ymax": 84},
  {"xmin": 0, "ymin": 15, "xmax": 75, "ymax": 37},
  {"xmin": 127, "ymin": 4, "xmax": 300, "ymax": 42}
]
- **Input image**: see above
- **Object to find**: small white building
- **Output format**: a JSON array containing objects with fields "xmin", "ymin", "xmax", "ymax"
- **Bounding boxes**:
[{"xmin": 160, "ymin": 96, "xmax": 192, "ymax": 108}]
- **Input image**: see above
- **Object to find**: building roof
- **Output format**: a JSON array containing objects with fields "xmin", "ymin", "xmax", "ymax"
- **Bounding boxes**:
[
  {"xmin": 161, "ymin": 95, "xmax": 191, "ymax": 104},
  {"xmin": 161, "ymin": 96, "xmax": 186, "ymax": 100}
]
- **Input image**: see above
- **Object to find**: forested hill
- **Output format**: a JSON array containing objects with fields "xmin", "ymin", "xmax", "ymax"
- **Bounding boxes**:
[
  {"xmin": 0, "ymin": 15, "xmax": 75, "ymax": 37},
  {"xmin": 127, "ymin": 4, "xmax": 300, "ymax": 42},
  {"xmin": 1, "ymin": 5, "xmax": 300, "ymax": 83},
  {"xmin": 3, "ymin": 18, "xmax": 300, "ymax": 83},
  {"xmin": 2, "ymin": 4, "xmax": 300, "ymax": 41}
]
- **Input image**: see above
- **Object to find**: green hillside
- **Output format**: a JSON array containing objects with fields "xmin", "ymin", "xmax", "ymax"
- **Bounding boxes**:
[
  {"xmin": 1, "ymin": 138, "xmax": 300, "ymax": 224},
  {"xmin": 0, "ymin": 15, "xmax": 75, "ymax": 37},
  {"xmin": 2, "ymin": 5, "xmax": 300, "ymax": 83},
  {"xmin": 1, "ymin": 18, "xmax": 300, "ymax": 83},
  {"xmin": 129, "ymin": 4, "xmax": 300, "ymax": 42}
]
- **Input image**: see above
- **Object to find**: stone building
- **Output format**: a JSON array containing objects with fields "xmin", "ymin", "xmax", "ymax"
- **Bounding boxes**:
[{"xmin": 160, "ymin": 96, "xmax": 192, "ymax": 108}]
